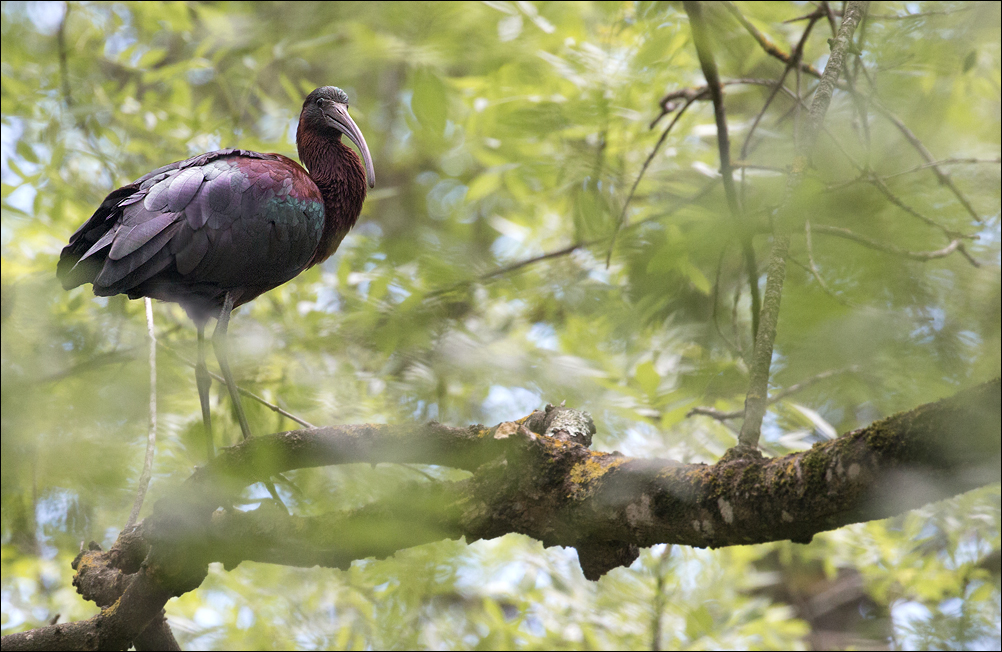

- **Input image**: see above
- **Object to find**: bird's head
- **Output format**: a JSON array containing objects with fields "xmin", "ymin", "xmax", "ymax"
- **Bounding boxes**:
[{"xmin": 299, "ymin": 86, "xmax": 375, "ymax": 188}]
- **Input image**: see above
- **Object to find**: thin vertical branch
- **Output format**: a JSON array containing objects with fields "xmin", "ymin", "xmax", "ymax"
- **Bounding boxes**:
[
  {"xmin": 57, "ymin": 3, "xmax": 73, "ymax": 107},
  {"xmin": 731, "ymin": 276, "xmax": 746, "ymax": 363},
  {"xmin": 684, "ymin": 1, "xmax": 762, "ymax": 338},
  {"xmin": 127, "ymin": 299, "xmax": 158, "ymax": 527},
  {"xmin": 712, "ymin": 246, "xmax": 740, "ymax": 354},
  {"xmin": 736, "ymin": 235, "xmax": 789, "ymax": 452},
  {"xmin": 844, "ymin": 2, "xmax": 872, "ymax": 153},
  {"xmin": 650, "ymin": 545, "xmax": 673, "ymax": 651},
  {"xmin": 735, "ymin": 1, "xmax": 870, "ymax": 454},
  {"xmin": 803, "ymin": 220, "xmax": 849, "ymax": 305}
]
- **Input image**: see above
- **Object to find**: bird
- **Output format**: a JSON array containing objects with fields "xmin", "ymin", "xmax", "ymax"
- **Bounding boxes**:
[{"xmin": 57, "ymin": 86, "xmax": 374, "ymax": 461}]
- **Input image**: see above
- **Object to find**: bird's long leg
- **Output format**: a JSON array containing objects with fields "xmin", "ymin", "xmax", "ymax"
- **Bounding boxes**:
[
  {"xmin": 195, "ymin": 322, "xmax": 215, "ymax": 460},
  {"xmin": 212, "ymin": 292, "xmax": 287, "ymax": 510},
  {"xmin": 212, "ymin": 292, "xmax": 252, "ymax": 441}
]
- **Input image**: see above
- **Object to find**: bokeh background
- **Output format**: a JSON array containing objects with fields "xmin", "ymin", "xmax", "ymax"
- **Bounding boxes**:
[{"xmin": 2, "ymin": 1, "xmax": 1000, "ymax": 649}]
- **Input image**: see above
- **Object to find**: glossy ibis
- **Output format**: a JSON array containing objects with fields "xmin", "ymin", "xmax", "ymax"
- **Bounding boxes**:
[{"xmin": 58, "ymin": 86, "xmax": 375, "ymax": 460}]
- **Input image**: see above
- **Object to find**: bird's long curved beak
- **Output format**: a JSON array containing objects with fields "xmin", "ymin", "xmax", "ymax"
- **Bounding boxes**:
[{"xmin": 326, "ymin": 104, "xmax": 376, "ymax": 188}]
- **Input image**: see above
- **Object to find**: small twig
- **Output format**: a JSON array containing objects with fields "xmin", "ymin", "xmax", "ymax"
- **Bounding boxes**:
[
  {"xmin": 158, "ymin": 340, "xmax": 314, "ymax": 429},
  {"xmin": 737, "ymin": 234, "xmax": 790, "ymax": 449},
  {"xmin": 731, "ymin": 276, "xmax": 746, "ymax": 363},
  {"xmin": 157, "ymin": 339, "xmax": 436, "ymax": 482},
  {"xmin": 427, "ymin": 182, "xmax": 720, "ymax": 298},
  {"xmin": 819, "ymin": 1, "xmax": 839, "ymax": 36},
  {"xmin": 127, "ymin": 299, "xmax": 158, "ymax": 528},
  {"xmin": 650, "ymin": 544, "xmax": 673, "ymax": 651},
  {"xmin": 811, "ymin": 225, "xmax": 978, "ymax": 266},
  {"xmin": 739, "ymin": 8, "xmax": 821, "ymax": 163},
  {"xmin": 881, "ymin": 157, "xmax": 1001, "ymax": 180},
  {"xmin": 689, "ymin": 366, "xmax": 861, "ymax": 421},
  {"xmin": 864, "ymin": 6, "xmax": 975, "ymax": 20},
  {"xmin": 723, "ymin": 1, "xmax": 824, "ymax": 80},
  {"xmin": 729, "ymin": 21, "xmax": 979, "ymax": 264},
  {"xmin": 606, "ymin": 94, "xmax": 699, "ymax": 267},
  {"xmin": 842, "ymin": 11, "xmax": 872, "ymax": 154},
  {"xmin": 479, "ymin": 242, "xmax": 585, "ymax": 285},
  {"xmin": 820, "ymin": 149, "xmax": 978, "ymax": 251},
  {"xmin": 782, "ymin": 7, "xmax": 829, "ymax": 25},
  {"xmin": 868, "ymin": 174, "xmax": 969, "ymax": 239},
  {"xmin": 830, "ymin": 57, "xmax": 984, "ymax": 231},
  {"xmin": 650, "ymin": 86, "xmax": 711, "ymax": 129},
  {"xmin": 869, "ymin": 100, "xmax": 983, "ymax": 223},
  {"xmin": 711, "ymin": 246, "xmax": 740, "ymax": 354},
  {"xmin": 37, "ymin": 349, "xmax": 136, "ymax": 384},
  {"xmin": 802, "ymin": 220, "xmax": 849, "ymax": 305},
  {"xmin": 789, "ymin": 256, "xmax": 849, "ymax": 304}
]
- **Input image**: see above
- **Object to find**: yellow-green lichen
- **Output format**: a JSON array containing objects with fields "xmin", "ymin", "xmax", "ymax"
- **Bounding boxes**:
[{"xmin": 567, "ymin": 454, "xmax": 625, "ymax": 499}]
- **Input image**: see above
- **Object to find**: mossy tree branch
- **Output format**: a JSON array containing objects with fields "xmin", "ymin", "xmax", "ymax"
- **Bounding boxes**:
[{"xmin": 3, "ymin": 379, "xmax": 999, "ymax": 651}]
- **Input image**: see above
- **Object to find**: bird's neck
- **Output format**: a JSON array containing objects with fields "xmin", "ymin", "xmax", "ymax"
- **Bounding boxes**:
[{"xmin": 297, "ymin": 130, "xmax": 367, "ymax": 266}]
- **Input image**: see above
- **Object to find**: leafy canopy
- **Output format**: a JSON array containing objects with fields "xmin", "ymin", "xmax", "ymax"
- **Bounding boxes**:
[{"xmin": 1, "ymin": 1, "xmax": 999, "ymax": 649}]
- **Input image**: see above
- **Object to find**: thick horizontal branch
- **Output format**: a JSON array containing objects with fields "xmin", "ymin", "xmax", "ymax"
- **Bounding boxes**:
[
  {"xmin": 153, "ymin": 379, "xmax": 1000, "ymax": 582},
  {"xmin": 0, "ymin": 566, "xmax": 175, "ymax": 652},
  {"xmin": 4, "ymin": 381, "xmax": 998, "ymax": 650}
]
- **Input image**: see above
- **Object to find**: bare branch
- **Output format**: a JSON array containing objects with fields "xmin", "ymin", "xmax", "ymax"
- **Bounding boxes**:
[
  {"xmin": 723, "ymin": 1, "xmax": 824, "ymax": 79},
  {"xmin": 4, "ymin": 379, "xmax": 998, "ymax": 650},
  {"xmin": 606, "ymin": 91, "xmax": 699, "ymax": 266},
  {"xmin": 688, "ymin": 366, "xmax": 861, "ymax": 421},
  {"xmin": 157, "ymin": 340, "xmax": 315, "ymax": 429},
  {"xmin": 812, "ymin": 225, "xmax": 978, "ymax": 265},
  {"xmin": 426, "ymin": 182, "xmax": 719, "ymax": 298},
  {"xmin": 739, "ymin": 7, "xmax": 822, "ymax": 163},
  {"xmin": 189, "ymin": 378, "xmax": 998, "ymax": 579},
  {"xmin": 801, "ymin": 220, "xmax": 849, "ymax": 304},
  {"xmin": 736, "ymin": 1, "xmax": 870, "ymax": 455},
  {"xmin": 685, "ymin": 0, "xmax": 762, "ymax": 338},
  {"xmin": 882, "ymin": 157, "xmax": 1002, "ymax": 180},
  {"xmin": 1, "ymin": 567, "xmax": 175, "ymax": 652},
  {"xmin": 143, "ymin": 378, "xmax": 1002, "ymax": 574},
  {"xmin": 870, "ymin": 100, "xmax": 984, "ymax": 223}
]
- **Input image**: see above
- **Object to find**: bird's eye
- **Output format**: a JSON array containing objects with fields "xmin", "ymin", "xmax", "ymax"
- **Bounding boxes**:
[{"xmin": 315, "ymin": 98, "xmax": 325, "ymax": 107}]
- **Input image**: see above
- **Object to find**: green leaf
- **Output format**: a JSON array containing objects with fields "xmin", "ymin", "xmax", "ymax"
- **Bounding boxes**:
[
  {"xmin": 15, "ymin": 141, "xmax": 37, "ymax": 164},
  {"xmin": 635, "ymin": 360, "xmax": 660, "ymax": 398},
  {"xmin": 411, "ymin": 68, "xmax": 448, "ymax": 137},
  {"xmin": 685, "ymin": 604, "xmax": 713, "ymax": 640}
]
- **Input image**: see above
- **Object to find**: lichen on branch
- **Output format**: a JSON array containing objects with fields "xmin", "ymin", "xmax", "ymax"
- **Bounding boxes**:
[{"xmin": 3, "ymin": 379, "xmax": 998, "ymax": 651}]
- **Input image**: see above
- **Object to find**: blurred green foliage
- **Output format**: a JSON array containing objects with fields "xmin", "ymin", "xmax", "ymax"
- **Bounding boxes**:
[{"xmin": 1, "ymin": 1, "xmax": 999, "ymax": 649}]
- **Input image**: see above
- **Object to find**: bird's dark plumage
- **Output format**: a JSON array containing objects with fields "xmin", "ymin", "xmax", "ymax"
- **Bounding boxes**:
[
  {"xmin": 58, "ymin": 86, "xmax": 374, "ymax": 324},
  {"xmin": 58, "ymin": 86, "xmax": 375, "ymax": 466}
]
